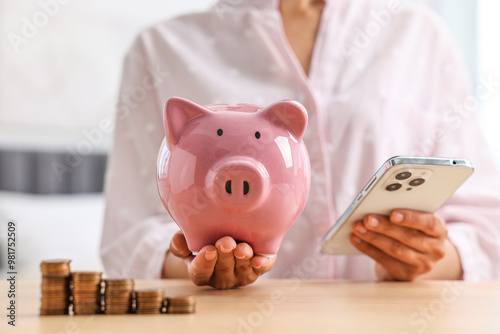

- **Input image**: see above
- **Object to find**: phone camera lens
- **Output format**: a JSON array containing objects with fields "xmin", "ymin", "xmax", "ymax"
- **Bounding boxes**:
[
  {"xmin": 386, "ymin": 183, "xmax": 402, "ymax": 191},
  {"xmin": 409, "ymin": 178, "xmax": 425, "ymax": 187},
  {"xmin": 396, "ymin": 172, "xmax": 412, "ymax": 180}
]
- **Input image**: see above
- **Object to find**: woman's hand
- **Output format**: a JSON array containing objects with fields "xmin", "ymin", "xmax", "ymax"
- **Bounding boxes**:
[
  {"xmin": 167, "ymin": 231, "xmax": 276, "ymax": 289},
  {"xmin": 350, "ymin": 209, "xmax": 462, "ymax": 281}
]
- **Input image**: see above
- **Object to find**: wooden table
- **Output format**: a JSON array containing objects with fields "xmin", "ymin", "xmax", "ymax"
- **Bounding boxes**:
[{"xmin": 1, "ymin": 279, "xmax": 499, "ymax": 333}]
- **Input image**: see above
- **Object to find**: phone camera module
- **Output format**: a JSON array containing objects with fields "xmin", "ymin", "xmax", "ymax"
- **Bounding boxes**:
[
  {"xmin": 409, "ymin": 178, "xmax": 425, "ymax": 187},
  {"xmin": 395, "ymin": 171, "xmax": 412, "ymax": 180},
  {"xmin": 386, "ymin": 183, "xmax": 402, "ymax": 191}
]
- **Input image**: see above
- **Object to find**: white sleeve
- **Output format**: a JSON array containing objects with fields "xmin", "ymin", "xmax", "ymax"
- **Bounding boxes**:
[{"xmin": 100, "ymin": 35, "xmax": 179, "ymax": 279}]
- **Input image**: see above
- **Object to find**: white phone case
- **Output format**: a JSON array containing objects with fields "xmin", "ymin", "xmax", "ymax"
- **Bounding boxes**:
[{"xmin": 320, "ymin": 156, "xmax": 474, "ymax": 255}]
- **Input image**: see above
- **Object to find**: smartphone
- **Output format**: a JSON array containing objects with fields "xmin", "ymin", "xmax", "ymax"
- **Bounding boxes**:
[{"xmin": 320, "ymin": 156, "xmax": 474, "ymax": 255}]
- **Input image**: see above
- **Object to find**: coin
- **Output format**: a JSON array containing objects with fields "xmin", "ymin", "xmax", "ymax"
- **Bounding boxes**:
[
  {"xmin": 103, "ymin": 278, "xmax": 135, "ymax": 314},
  {"xmin": 72, "ymin": 271, "xmax": 102, "ymax": 277},
  {"xmin": 166, "ymin": 296, "xmax": 195, "ymax": 305},
  {"xmin": 39, "ymin": 261, "xmax": 200, "ymax": 317},
  {"xmin": 40, "ymin": 260, "xmax": 72, "ymax": 316},
  {"xmin": 72, "ymin": 273, "xmax": 103, "ymax": 284},
  {"xmin": 134, "ymin": 289, "xmax": 164, "ymax": 314},
  {"xmin": 71, "ymin": 272, "xmax": 103, "ymax": 315},
  {"xmin": 41, "ymin": 296, "xmax": 69, "ymax": 302},
  {"xmin": 40, "ymin": 309, "xmax": 70, "ymax": 316},
  {"xmin": 42, "ymin": 276, "xmax": 71, "ymax": 283},
  {"xmin": 167, "ymin": 305, "xmax": 196, "ymax": 314},
  {"xmin": 73, "ymin": 309, "xmax": 100, "ymax": 315},
  {"xmin": 135, "ymin": 302, "xmax": 164, "ymax": 308},
  {"xmin": 105, "ymin": 297, "xmax": 131, "ymax": 304},
  {"xmin": 73, "ymin": 304, "xmax": 101, "ymax": 310},
  {"xmin": 135, "ymin": 310, "xmax": 162, "ymax": 315},
  {"xmin": 104, "ymin": 309, "xmax": 132, "ymax": 315},
  {"xmin": 105, "ymin": 291, "xmax": 132, "ymax": 298},
  {"xmin": 40, "ymin": 260, "xmax": 72, "ymax": 277},
  {"xmin": 135, "ymin": 289, "xmax": 164, "ymax": 297},
  {"xmin": 40, "ymin": 304, "xmax": 70, "ymax": 311},
  {"xmin": 166, "ymin": 296, "xmax": 196, "ymax": 314},
  {"xmin": 72, "ymin": 287, "xmax": 101, "ymax": 294},
  {"xmin": 104, "ymin": 278, "xmax": 134, "ymax": 288},
  {"xmin": 40, "ymin": 259, "xmax": 71, "ymax": 265},
  {"xmin": 73, "ymin": 297, "xmax": 100, "ymax": 303}
]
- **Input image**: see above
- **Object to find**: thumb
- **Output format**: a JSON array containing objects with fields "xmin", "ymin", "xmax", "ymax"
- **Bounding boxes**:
[{"xmin": 170, "ymin": 231, "xmax": 192, "ymax": 259}]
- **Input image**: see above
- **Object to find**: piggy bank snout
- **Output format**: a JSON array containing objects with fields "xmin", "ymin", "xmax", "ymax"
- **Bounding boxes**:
[{"xmin": 206, "ymin": 158, "xmax": 269, "ymax": 212}]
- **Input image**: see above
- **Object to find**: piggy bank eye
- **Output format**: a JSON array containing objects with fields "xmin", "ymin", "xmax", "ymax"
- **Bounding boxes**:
[
  {"xmin": 255, "ymin": 131, "xmax": 261, "ymax": 139},
  {"xmin": 217, "ymin": 129, "xmax": 223, "ymax": 136}
]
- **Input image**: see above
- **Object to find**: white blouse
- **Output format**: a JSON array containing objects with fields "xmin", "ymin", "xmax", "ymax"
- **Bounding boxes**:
[{"xmin": 100, "ymin": 0, "xmax": 500, "ymax": 281}]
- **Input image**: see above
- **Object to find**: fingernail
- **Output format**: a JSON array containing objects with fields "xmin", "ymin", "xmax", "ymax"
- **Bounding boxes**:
[
  {"xmin": 220, "ymin": 245, "xmax": 233, "ymax": 253},
  {"xmin": 369, "ymin": 217, "xmax": 379, "ymax": 228},
  {"xmin": 357, "ymin": 224, "xmax": 367, "ymax": 234},
  {"xmin": 204, "ymin": 251, "xmax": 217, "ymax": 261},
  {"xmin": 234, "ymin": 253, "xmax": 245, "ymax": 260},
  {"xmin": 253, "ymin": 258, "xmax": 269, "ymax": 269},
  {"xmin": 352, "ymin": 236, "xmax": 361, "ymax": 244},
  {"xmin": 392, "ymin": 212, "xmax": 404, "ymax": 223},
  {"xmin": 170, "ymin": 242, "xmax": 179, "ymax": 252}
]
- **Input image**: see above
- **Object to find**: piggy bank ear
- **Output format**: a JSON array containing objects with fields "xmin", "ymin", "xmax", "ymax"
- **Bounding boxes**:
[
  {"xmin": 164, "ymin": 97, "xmax": 208, "ymax": 146},
  {"xmin": 259, "ymin": 100, "xmax": 308, "ymax": 140}
]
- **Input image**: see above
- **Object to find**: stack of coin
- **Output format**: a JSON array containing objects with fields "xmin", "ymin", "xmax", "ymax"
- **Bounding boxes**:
[
  {"xmin": 135, "ymin": 289, "xmax": 165, "ymax": 314},
  {"xmin": 166, "ymin": 296, "xmax": 196, "ymax": 314},
  {"xmin": 72, "ymin": 272, "xmax": 103, "ymax": 315},
  {"xmin": 40, "ymin": 260, "xmax": 71, "ymax": 315},
  {"xmin": 103, "ymin": 278, "xmax": 134, "ymax": 314}
]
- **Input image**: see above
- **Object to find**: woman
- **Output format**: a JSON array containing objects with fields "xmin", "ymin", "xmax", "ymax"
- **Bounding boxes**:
[{"xmin": 100, "ymin": 0, "xmax": 500, "ymax": 288}]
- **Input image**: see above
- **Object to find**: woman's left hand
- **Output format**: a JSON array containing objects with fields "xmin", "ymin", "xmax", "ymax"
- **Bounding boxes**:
[{"xmin": 350, "ymin": 209, "xmax": 455, "ymax": 281}]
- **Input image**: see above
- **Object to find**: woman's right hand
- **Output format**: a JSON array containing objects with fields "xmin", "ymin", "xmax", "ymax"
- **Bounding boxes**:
[{"xmin": 165, "ymin": 231, "xmax": 276, "ymax": 290}]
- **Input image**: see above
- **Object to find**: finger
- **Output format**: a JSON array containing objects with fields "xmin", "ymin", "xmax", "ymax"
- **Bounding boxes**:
[
  {"xmin": 361, "ymin": 215, "xmax": 442, "ymax": 254},
  {"xmin": 353, "ymin": 221, "xmax": 436, "ymax": 267},
  {"xmin": 350, "ymin": 234, "xmax": 422, "ymax": 281},
  {"xmin": 234, "ymin": 242, "xmax": 254, "ymax": 269},
  {"xmin": 214, "ymin": 236, "xmax": 237, "ymax": 274},
  {"xmin": 234, "ymin": 243, "xmax": 258, "ymax": 286},
  {"xmin": 390, "ymin": 210, "xmax": 447, "ymax": 238},
  {"xmin": 188, "ymin": 245, "xmax": 217, "ymax": 286},
  {"xmin": 251, "ymin": 255, "xmax": 276, "ymax": 276},
  {"xmin": 210, "ymin": 237, "xmax": 238, "ymax": 289},
  {"xmin": 170, "ymin": 231, "xmax": 192, "ymax": 259}
]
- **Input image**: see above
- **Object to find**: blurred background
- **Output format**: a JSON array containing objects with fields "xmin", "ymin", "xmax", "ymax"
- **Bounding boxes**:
[{"xmin": 0, "ymin": 0, "xmax": 498, "ymax": 278}]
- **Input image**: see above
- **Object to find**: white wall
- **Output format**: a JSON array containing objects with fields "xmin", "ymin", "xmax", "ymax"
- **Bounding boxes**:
[
  {"xmin": 0, "ymin": 192, "xmax": 105, "ymax": 278},
  {"xmin": 428, "ymin": 0, "xmax": 477, "ymax": 82},
  {"xmin": 0, "ymin": 0, "xmax": 216, "ymax": 150},
  {"xmin": 427, "ymin": 1, "xmax": 500, "ymax": 166},
  {"xmin": 477, "ymin": 0, "xmax": 500, "ymax": 167}
]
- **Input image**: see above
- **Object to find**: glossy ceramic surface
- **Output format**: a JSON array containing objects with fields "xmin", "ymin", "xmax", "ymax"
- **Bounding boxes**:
[{"xmin": 157, "ymin": 97, "xmax": 311, "ymax": 255}]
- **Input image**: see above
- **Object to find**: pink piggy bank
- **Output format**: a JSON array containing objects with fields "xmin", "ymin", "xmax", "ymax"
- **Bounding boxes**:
[{"xmin": 157, "ymin": 97, "xmax": 310, "ymax": 256}]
